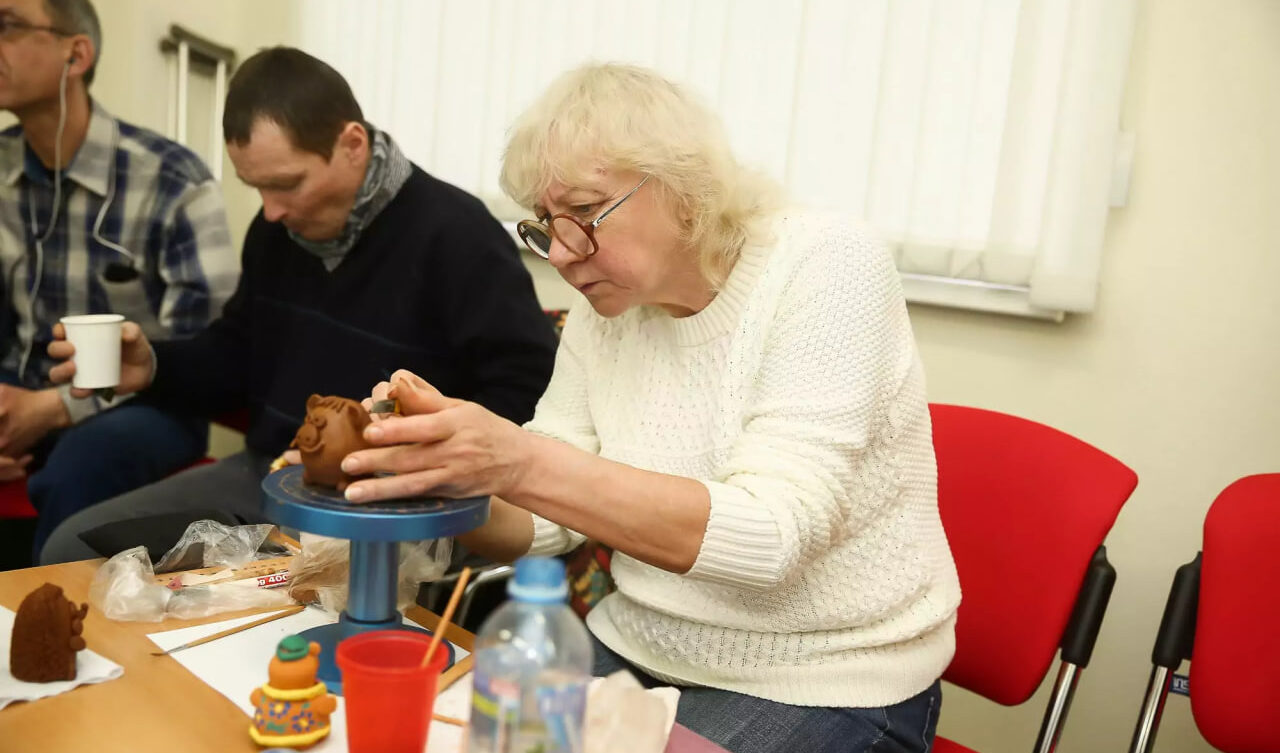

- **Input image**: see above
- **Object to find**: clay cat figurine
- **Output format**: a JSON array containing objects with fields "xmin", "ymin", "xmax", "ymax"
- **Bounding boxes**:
[
  {"xmin": 9, "ymin": 583, "xmax": 89, "ymax": 682},
  {"xmin": 249, "ymin": 635, "xmax": 337, "ymax": 749},
  {"xmin": 291, "ymin": 394, "xmax": 372, "ymax": 492}
]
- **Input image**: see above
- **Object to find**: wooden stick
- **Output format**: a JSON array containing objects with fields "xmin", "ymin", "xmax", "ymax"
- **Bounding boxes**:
[
  {"xmin": 432, "ymin": 712, "xmax": 466, "ymax": 727},
  {"xmin": 438, "ymin": 653, "xmax": 473, "ymax": 692},
  {"xmin": 150, "ymin": 555, "xmax": 294, "ymax": 588},
  {"xmin": 150, "ymin": 605, "xmax": 305, "ymax": 656},
  {"xmin": 421, "ymin": 567, "xmax": 471, "ymax": 669}
]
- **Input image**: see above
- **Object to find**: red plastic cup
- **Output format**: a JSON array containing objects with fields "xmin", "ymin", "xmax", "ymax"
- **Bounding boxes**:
[{"xmin": 336, "ymin": 630, "xmax": 449, "ymax": 753}]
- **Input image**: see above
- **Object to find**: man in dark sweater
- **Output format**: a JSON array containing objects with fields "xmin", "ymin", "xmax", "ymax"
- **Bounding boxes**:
[{"xmin": 38, "ymin": 48, "xmax": 557, "ymax": 564}]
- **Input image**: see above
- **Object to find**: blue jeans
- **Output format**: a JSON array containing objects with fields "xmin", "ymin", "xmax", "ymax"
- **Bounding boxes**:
[
  {"xmin": 0, "ymin": 370, "xmax": 207, "ymax": 563},
  {"xmin": 591, "ymin": 635, "xmax": 941, "ymax": 753}
]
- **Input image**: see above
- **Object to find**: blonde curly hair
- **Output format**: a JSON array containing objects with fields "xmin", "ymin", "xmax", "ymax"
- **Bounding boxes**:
[{"xmin": 500, "ymin": 63, "xmax": 779, "ymax": 289}]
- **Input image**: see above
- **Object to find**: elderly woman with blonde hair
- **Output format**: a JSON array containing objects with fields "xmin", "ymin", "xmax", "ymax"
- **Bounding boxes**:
[{"xmin": 341, "ymin": 63, "xmax": 960, "ymax": 753}]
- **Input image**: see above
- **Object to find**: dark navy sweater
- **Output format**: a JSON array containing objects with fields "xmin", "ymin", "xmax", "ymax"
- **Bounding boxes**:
[{"xmin": 145, "ymin": 166, "xmax": 557, "ymax": 456}]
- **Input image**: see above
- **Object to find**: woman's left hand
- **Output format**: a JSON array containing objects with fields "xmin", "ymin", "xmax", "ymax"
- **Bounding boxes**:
[{"xmin": 340, "ymin": 370, "xmax": 534, "ymax": 503}]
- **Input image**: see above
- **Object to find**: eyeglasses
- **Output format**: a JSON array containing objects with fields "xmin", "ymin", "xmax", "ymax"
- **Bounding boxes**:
[
  {"xmin": 516, "ymin": 174, "xmax": 650, "ymax": 260},
  {"xmin": 0, "ymin": 14, "xmax": 73, "ymax": 39}
]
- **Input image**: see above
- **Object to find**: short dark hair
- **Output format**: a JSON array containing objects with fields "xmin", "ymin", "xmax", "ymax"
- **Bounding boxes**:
[
  {"xmin": 223, "ymin": 47, "xmax": 364, "ymax": 160},
  {"xmin": 44, "ymin": 0, "xmax": 101, "ymax": 87}
]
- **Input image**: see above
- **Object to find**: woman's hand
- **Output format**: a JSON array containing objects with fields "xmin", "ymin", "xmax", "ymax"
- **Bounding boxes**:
[{"xmin": 342, "ymin": 370, "xmax": 535, "ymax": 503}]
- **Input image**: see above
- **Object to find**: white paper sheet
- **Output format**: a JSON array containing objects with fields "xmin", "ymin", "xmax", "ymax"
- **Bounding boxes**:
[
  {"xmin": 146, "ymin": 607, "xmax": 470, "ymax": 752},
  {"xmin": 0, "ymin": 605, "xmax": 124, "ymax": 710}
]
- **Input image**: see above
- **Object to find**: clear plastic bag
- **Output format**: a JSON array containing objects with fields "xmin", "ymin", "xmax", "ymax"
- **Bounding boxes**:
[
  {"xmin": 153, "ymin": 520, "xmax": 279, "ymax": 573},
  {"xmin": 89, "ymin": 546, "xmax": 172, "ymax": 622},
  {"xmin": 89, "ymin": 521, "xmax": 295, "ymax": 622},
  {"xmin": 287, "ymin": 533, "xmax": 452, "ymax": 615}
]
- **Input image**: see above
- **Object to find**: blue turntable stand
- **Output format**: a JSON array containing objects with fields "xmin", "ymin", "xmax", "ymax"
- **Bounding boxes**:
[{"xmin": 261, "ymin": 465, "xmax": 489, "ymax": 694}]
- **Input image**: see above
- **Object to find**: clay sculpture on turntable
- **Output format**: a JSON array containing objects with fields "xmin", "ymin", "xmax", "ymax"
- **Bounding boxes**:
[{"xmin": 291, "ymin": 394, "xmax": 372, "ymax": 492}]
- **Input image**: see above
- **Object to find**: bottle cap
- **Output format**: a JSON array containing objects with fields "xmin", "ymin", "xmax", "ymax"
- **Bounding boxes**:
[{"xmin": 508, "ymin": 556, "xmax": 569, "ymax": 604}]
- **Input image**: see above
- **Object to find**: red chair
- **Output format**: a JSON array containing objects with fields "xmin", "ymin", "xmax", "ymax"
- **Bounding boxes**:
[
  {"xmin": 0, "ymin": 480, "xmax": 37, "ymax": 520},
  {"xmin": 929, "ymin": 404, "xmax": 1137, "ymax": 753},
  {"xmin": 0, "ymin": 480, "xmax": 38, "ymax": 571},
  {"xmin": 1128, "ymin": 473, "xmax": 1280, "ymax": 753}
]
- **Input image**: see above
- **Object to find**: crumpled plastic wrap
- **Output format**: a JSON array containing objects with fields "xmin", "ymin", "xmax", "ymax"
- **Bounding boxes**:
[
  {"xmin": 287, "ymin": 532, "xmax": 452, "ymax": 615},
  {"xmin": 152, "ymin": 520, "xmax": 278, "ymax": 573},
  {"xmin": 89, "ymin": 521, "xmax": 295, "ymax": 622}
]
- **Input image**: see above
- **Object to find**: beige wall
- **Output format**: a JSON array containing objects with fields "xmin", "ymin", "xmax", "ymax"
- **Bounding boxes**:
[
  {"xmin": 31, "ymin": 1, "xmax": 1278, "ymax": 750},
  {"xmin": 1, "ymin": 0, "xmax": 299, "ymax": 243},
  {"xmin": 87, "ymin": 0, "xmax": 301, "ymax": 243}
]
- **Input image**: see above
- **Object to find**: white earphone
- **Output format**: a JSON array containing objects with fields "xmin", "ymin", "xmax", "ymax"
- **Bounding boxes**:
[{"xmin": 16, "ymin": 53, "xmax": 136, "ymax": 382}]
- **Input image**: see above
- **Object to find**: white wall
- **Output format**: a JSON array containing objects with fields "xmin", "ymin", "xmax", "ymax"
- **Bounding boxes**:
[{"xmin": 48, "ymin": 2, "xmax": 1280, "ymax": 751}]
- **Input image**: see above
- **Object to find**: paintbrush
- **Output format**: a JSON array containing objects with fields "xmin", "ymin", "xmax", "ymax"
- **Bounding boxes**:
[
  {"xmin": 150, "ymin": 604, "xmax": 305, "ymax": 656},
  {"xmin": 421, "ymin": 567, "xmax": 472, "ymax": 671}
]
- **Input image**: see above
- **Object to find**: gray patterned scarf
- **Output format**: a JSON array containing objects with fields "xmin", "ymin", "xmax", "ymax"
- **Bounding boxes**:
[{"xmin": 289, "ymin": 126, "xmax": 412, "ymax": 270}]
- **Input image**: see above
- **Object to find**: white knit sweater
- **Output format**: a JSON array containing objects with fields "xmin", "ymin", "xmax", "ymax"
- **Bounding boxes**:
[{"xmin": 524, "ymin": 211, "xmax": 961, "ymax": 708}]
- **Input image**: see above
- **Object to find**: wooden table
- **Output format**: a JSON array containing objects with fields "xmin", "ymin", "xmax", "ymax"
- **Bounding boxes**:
[
  {"xmin": 0, "ymin": 559, "xmax": 472, "ymax": 753},
  {"xmin": 1, "ymin": 560, "xmax": 728, "ymax": 753}
]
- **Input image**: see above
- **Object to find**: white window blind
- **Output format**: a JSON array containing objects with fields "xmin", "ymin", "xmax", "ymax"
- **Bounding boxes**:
[{"xmin": 300, "ymin": 0, "xmax": 1136, "ymax": 319}]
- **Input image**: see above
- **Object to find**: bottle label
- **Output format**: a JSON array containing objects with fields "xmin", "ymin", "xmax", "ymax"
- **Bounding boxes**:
[
  {"xmin": 471, "ymin": 670, "xmax": 521, "ymax": 753},
  {"xmin": 470, "ymin": 671, "xmax": 587, "ymax": 753},
  {"xmin": 536, "ymin": 683, "xmax": 588, "ymax": 753}
]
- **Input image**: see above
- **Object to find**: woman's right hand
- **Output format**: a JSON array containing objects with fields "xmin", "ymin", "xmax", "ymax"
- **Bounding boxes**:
[
  {"xmin": 345, "ymin": 370, "xmax": 534, "ymax": 503},
  {"xmin": 47, "ymin": 321, "xmax": 156, "ymax": 398}
]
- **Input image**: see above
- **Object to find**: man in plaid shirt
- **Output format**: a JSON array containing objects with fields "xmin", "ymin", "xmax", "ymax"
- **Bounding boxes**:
[{"xmin": 0, "ymin": 0, "xmax": 237, "ymax": 561}]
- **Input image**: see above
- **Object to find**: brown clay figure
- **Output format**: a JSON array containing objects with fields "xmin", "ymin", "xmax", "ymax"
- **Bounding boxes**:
[
  {"xmin": 9, "ymin": 582, "xmax": 89, "ymax": 682},
  {"xmin": 291, "ymin": 394, "xmax": 372, "ymax": 492},
  {"xmin": 249, "ymin": 635, "xmax": 338, "ymax": 749}
]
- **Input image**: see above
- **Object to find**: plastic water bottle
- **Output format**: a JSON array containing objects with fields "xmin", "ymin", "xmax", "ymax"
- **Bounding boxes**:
[{"xmin": 468, "ymin": 556, "xmax": 593, "ymax": 753}]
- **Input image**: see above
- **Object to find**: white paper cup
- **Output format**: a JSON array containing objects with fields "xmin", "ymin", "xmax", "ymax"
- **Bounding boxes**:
[{"xmin": 60, "ymin": 314, "xmax": 125, "ymax": 390}]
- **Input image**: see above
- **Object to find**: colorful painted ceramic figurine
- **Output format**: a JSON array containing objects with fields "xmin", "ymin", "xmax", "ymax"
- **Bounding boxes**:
[
  {"xmin": 249, "ymin": 635, "xmax": 338, "ymax": 749},
  {"xmin": 291, "ymin": 394, "xmax": 372, "ymax": 491},
  {"xmin": 9, "ymin": 582, "xmax": 88, "ymax": 682}
]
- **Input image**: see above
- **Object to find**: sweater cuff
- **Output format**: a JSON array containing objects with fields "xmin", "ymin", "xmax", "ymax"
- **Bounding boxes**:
[
  {"xmin": 58, "ymin": 383, "xmax": 101, "ymax": 425},
  {"xmin": 526, "ymin": 513, "xmax": 587, "ymax": 557},
  {"xmin": 58, "ymin": 383, "xmax": 136, "ymax": 426},
  {"xmin": 685, "ymin": 481, "xmax": 788, "ymax": 591}
]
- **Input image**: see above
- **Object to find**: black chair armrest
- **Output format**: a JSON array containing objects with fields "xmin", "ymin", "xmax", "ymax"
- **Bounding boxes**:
[{"xmin": 1061, "ymin": 545, "xmax": 1118, "ymax": 667}]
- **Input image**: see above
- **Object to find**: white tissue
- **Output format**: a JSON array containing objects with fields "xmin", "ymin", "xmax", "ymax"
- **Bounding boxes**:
[{"xmin": 585, "ymin": 670, "xmax": 681, "ymax": 753}]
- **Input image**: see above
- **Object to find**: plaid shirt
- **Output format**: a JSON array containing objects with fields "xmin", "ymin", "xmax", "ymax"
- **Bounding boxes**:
[{"xmin": 0, "ymin": 100, "xmax": 238, "ymax": 422}]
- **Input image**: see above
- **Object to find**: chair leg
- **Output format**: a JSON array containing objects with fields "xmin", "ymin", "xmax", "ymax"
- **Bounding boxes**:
[
  {"xmin": 1034, "ymin": 661, "xmax": 1082, "ymax": 753},
  {"xmin": 1128, "ymin": 665, "xmax": 1174, "ymax": 753}
]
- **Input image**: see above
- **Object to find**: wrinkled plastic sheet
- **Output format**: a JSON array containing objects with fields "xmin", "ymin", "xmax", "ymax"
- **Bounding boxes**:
[
  {"xmin": 90, "ymin": 519, "xmax": 452, "ymax": 622},
  {"xmin": 286, "ymin": 533, "xmax": 451, "ymax": 616},
  {"xmin": 90, "ymin": 520, "xmax": 292, "ymax": 621}
]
